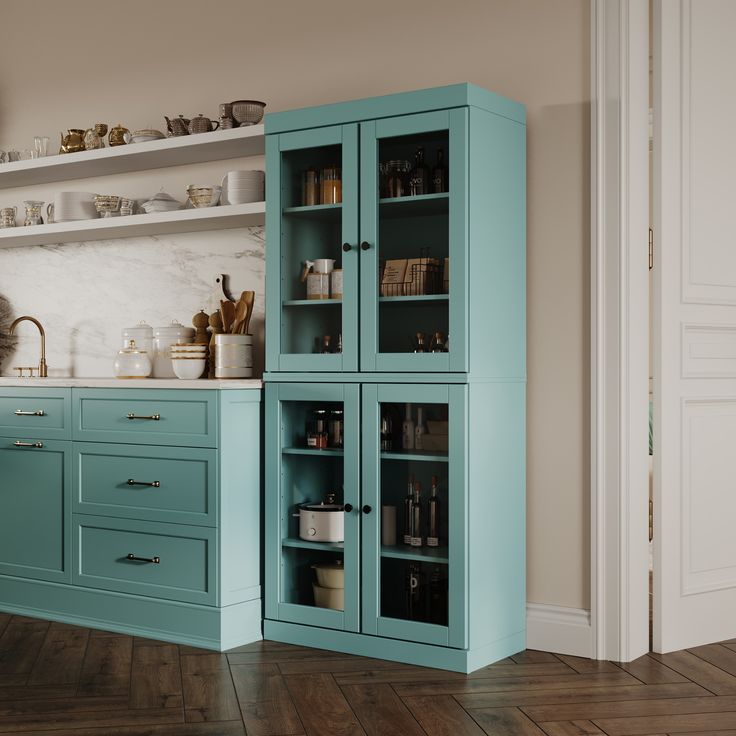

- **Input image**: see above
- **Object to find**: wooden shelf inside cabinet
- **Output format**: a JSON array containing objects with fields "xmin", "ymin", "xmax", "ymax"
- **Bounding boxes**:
[
  {"xmin": 282, "ymin": 537, "xmax": 344, "ymax": 553},
  {"xmin": 281, "ymin": 447, "xmax": 344, "ymax": 458},
  {"xmin": 380, "ymin": 451, "xmax": 449, "ymax": 462},
  {"xmin": 378, "ymin": 294, "xmax": 449, "ymax": 304},
  {"xmin": 282, "ymin": 299, "xmax": 342, "ymax": 307},
  {"xmin": 0, "ymin": 126, "xmax": 265, "ymax": 190},
  {"xmin": 381, "ymin": 545, "xmax": 449, "ymax": 564},
  {"xmin": 0, "ymin": 203, "xmax": 265, "ymax": 249}
]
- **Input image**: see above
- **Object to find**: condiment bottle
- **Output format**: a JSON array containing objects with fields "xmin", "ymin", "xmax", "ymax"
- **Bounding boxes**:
[
  {"xmin": 409, "ymin": 147, "xmax": 429, "ymax": 196},
  {"xmin": 427, "ymin": 475, "xmax": 440, "ymax": 547},
  {"xmin": 432, "ymin": 147, "xmax": 448, "ymax": 193},
  {"xmin": 403, "ymin": 475, "xmax": 414, "ymax": 544},
  {"xmin": 402, "ymin": 403, "xmax": 415, "ymax": 450},
  {"xmin": 410, "ymin": 481, "xmax": 423, "ymax": 547},
  {"xmin": 415, "ymin": 407, "xmax": 426, "ymax": 450},
  {"xmin": 321, "ymin": 165, "xmax": 342, "ymax": 204},
  {"xmin": 302, "ymin": 167, "xmax": 320, "ymax": 206}
]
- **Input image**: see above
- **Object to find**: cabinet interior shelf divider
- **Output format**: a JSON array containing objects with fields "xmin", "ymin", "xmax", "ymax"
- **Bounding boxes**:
[
  {"xmin": 281, "ymin": 537, "xmax": 344, "ymax": 553},
  {"xmin": 381, "ymin": 545, "xmax": 449, "ymax": 564},
  {"xmin": 281, "ymin": 447, "xmax": 344, "ymax": 457}
]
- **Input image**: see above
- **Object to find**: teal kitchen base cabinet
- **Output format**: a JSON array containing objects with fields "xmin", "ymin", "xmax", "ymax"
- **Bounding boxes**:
[
  {"xmin": 0, "ymin": 386, "xmax": 262, "ymax": 651},
  {"xmin": 265, "ymin": 85, "xmax": 526, "ymax": 672}
]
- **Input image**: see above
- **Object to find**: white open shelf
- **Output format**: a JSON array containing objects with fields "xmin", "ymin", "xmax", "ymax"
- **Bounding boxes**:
[
  {"xmin": 0, "ymin": 125, "xmax": 265, "ymax": 190},
  {"xmin": 0, "ymin": 202, "xmax": 265, "ymax": 249}
]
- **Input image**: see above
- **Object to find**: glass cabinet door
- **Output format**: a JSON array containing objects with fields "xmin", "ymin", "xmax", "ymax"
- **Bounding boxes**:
[
  {"xmin": 265, "ymin": 382, "xmax": 360, "ymax": 631},
  {"xmin": 361, "ymin": 383, "xmax": 467, "ymax": 648},
  {"xmin": 359, "ymin": 110, "xmax": 468, "ymax": 373},
  {"xmin": 266, "ymin": 124, "xmax": 359, "ymax": 372}
]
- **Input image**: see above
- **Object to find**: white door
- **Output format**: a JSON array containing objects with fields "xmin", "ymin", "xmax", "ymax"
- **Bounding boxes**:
[{"xmin": 653, "ymin": 0, "xmax": 736, "ymax": 652}]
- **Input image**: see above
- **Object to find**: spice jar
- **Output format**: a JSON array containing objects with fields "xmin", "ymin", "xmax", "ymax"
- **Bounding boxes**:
[
  {"xmin": 386, "ymin": 160, "xmax": 411, "ymax": 198},
  {"xmin": 302, "ymin": 167, "xmax": 320, "ymax": 206},
  {"xmin": 329, "ymin": 409, "xmax": 344, "ymax": 448},
  {"xmin": 307, "ymin": 408, "xmax": 329, "ymax": 449},
  {"xmin": 321, "ymin": 165, "xmax": 342, "ymax": 204}
]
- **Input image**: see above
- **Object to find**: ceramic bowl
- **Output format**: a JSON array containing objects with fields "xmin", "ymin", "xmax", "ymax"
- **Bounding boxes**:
[
  {"xmin": 186, "ymin": 185, "xmax": 221, "ymax": 208},
  {"xmin": 230, "ymin": 100, "xmax": 266, "ymax": 126},
  {"xmin": 172, "ymin": 357, "xmax": 206, "ymax": 380}
]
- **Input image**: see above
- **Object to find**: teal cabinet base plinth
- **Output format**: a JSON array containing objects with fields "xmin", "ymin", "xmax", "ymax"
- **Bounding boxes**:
[
  {"xmin": 0, "ymin": 575, "xmax": 262, "ymax": 651},
  {"xmin": 264, "ymin": 619, "xmax": 525, "ymax": 674}
]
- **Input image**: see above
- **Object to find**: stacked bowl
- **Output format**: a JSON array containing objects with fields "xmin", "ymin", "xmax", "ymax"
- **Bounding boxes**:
[
  {"xmin": 221, "ymin": 170, "xmax": 264, "ymax": 205},
  {"xmin": 170, "ymin": 343, "xmax": 207, "ymax": 380},
  {"xmin": 51, "ymin": 192, "xmax": 98, "ymax": 222},
  {"xmin": 186, "ymin": 185, "xmax": 222, "ymax": 208}
]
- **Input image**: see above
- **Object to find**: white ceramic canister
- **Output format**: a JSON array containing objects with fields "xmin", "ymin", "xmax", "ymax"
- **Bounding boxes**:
[
  {"xmin": 152, "ymin": 320, "xmax": 195, "ymax": 378},
  {"xmin": 121, "ymin": 321, "xmax": 153, "ymax": 355},
  {"xmin": 113, "ymin": 340, "xmax": 152, "ymax": 379},
  {"xmin": 306, "ymin": 272, "xmax": 330, "ymax": 300},
  {"xmin": 330, "ymin": 268, "xmax": 343, "ymax": 299},
  {"xmin": 214, "ymin": 334, "xmax": 253, "ymax": 378}
]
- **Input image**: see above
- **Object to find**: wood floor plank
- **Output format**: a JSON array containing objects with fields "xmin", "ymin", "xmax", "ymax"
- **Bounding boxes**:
[
  {"xmin": 284, "ymin": 673, "xmax": 365, "ymax": 735},
  {"xmin": 0, "ymin": 617, "xmax": 49, "ymax": 674},
  {"xmin": 466, "ymin": 706, "xmax": 547, "ymax": 735},
  {"xmin": 403, "ymin": 694, "xmax": 486, "ymax": 735},
  {"xmin": 0, "ymin": 614, "xmax": 10, "ymax": 639},
  {"xmin": 0, "ymin": 706, "xmax": 183, "ymax": 733},
  {"xmin": 512, "ymin": 651, "xmax": 562, "ymax": 664},
  {"xmin": 594, "ymin": 711, "xmax": 736, "ymax": 734},
  {"xmin": 454, "ymin": 682, "xmax": 709, "ymax": 709},
  {"xmin": 393, "ymin": 671, "xmax": 640, "ymax": 697},
  {"xmin": 278, "ymin": 656, "xmax": 408, "ymax": 675},
  {"xmin": 230, "ymin": 663, "xmax": 303, "ymax": 736},
  {"xmin": 0, "ymin": 694, "xmax": 128, "ymax": 716},
  {"xmin": 341, "ymin": 683, "xmax": 425, "ymax": 736},
  {"xmin": 180, "ymin": 653, "xmax": 241, "ymax": 723},
  {"xmin": 29, "ymin": 622, "xmax": 89, "ymax": 686},
  {"xmin": 76, "ymin": 635, "xmax": 133, "ymax": 697},
  {"xmin": 523, "ymin": 694, "xmax": 736, "ymax": 722},
  {"xmin": 0, "ymin": 684, "xmax": 76, "ymax": 701},
  {"xmin": 689, "ymin": 643, "xmax": 736, "ymax": 677},
  {"xmin": 554, "ymin": 655, "xmax": 622, "ymax": 674},
  {"xmin": 129, "ymin": 643, "xmax": 183, "ymax": 709},
  {"xmin": 10, "ymin": 723, "xmax": 246, "ymax": 736},
  {"xmin": 228, "ymin": 648, "xmax": 366, "ymax": 665},
  {"xmin": 649, "ymin": 650, "xmax": 736, "ymax": 695},
  {"xmin": 536, "ymin": 720, "xmax": 605, "ymax": 735},
  {"xmin": 616, "ymin": 654, "xmax": 690, "ymax": 684}
]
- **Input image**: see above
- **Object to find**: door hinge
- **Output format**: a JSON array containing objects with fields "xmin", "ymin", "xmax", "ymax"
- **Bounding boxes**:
[
  {"xmin": 649, "ymin": 228, "xmax": 654, "ymax": 271},
  {"xmin": 649, "ymin": 497, "xmax": 654, "ymax": 542}
]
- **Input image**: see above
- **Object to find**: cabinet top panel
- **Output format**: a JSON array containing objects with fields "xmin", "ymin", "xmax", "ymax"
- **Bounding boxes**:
[
  {"xmin": 0, "ymin": 377, "xmax": 262, "ymax": 390},
  {"xmin": 265, "ymin": 83, "xmax": 526, "ymax": 135}
]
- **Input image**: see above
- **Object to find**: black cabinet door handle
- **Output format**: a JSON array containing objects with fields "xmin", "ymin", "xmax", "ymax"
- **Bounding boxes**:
[
  {"xmin": 344, "ymin": 503, "xmax": 353, "ymax": 513},
  {"xmin": 342, "ymin": 243, "xmax": 353, "ymax": 252},
  {"xmin": 362, "ymin": 505, "xmax": 373, "ymax": 514},
  {"xmin": 360, "ymin": 241, "xmax": 371, "ymax": 251}
]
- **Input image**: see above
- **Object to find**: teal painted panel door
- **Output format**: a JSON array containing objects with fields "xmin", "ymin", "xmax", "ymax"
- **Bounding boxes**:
[
  {"xmin": 359, "ymin": 110, "xmax": 469, "ymax": 373},
  {"xmin": 265, "ymin": 125, "xmax": 360, "ymax": 373},
  {"xmin": 361, "ymin": 384, "xmax": 467, "ymax": 648},
  {"xmin": 0, "ymin": 438, "xmax": 70, "ymax": 583},
  {"xmin": 265, "ymin": 382, "xmax": 361, "ymax": 631}
]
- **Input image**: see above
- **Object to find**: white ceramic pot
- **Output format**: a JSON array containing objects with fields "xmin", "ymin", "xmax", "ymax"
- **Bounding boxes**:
[
  {"xmin": 113, "ymin": 340, "xmax": 152, "ymax": 379},
  {"xmin": 214, "ymin": 334, "xmax": 253, "ymax": 378},
  {"xmin": 152, "ymin": 321, "xmax": 195, "ymax": 378},
  {"xmin": 297, "ymin": 502, "xmax": 344, "ymax": 543},
  {"xmin": 312, "ymin": 561, "xmax": 344, "ymax": 589},
  {"xmin": 312, "ymin": 583, "xmax": 344, "ymax": 611},
  {"xmin": 121, "ymin": 321, "xmax": 153, "ymax": 355}
]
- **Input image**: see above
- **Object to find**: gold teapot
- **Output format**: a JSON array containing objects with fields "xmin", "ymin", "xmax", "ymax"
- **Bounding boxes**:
[
  {"xmin": 59, "ymin": 129, "xmax": 86, "ymax": 154},
  {"xmin": 108, "ymin": 123, "xmax": 130, "ymax": 147}
]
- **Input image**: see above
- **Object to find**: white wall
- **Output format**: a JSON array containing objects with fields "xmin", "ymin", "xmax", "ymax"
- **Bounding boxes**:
[{"xmin": 0, "ymin": 0, "xmax": 591, "ymax": 611}]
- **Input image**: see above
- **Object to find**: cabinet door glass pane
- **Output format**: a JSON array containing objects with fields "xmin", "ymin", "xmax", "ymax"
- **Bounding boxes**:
[
  {"xmin": 377, "ymin": 400, "xmax": 449, "ymax": 627},
  {"xmin": 278, "ymin": 398, "xmax": 347, "ymax": 612}
]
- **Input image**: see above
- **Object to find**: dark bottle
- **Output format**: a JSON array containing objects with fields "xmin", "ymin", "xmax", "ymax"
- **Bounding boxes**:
[
  {"xmin": 406, "ymin": 563, "xmax": 425, "ymax": 620},
  {"xmin": 427, "ymin": 475, "xmax": 440, "ymax": 547},
  {"xmin": 320, "ymin": 335, "xmax": 332, "ymax": 353},
  {"xmin": 409, "ymin": 147, "xmax": 429, "ymax": 196},
  {"xmin": 429, "ymin": 565, "xmax": 447, "ymax": 625},
  {"xmin": 410, "ymin": 482, "xmax": 423, "ymax": 547},
  {"xmin": 403, "ymin": 474, "xmax": 414, "ymax": 545},
  {"xmin": 432, "ymin": 147, "xmax": 448, "ymax": 193}
]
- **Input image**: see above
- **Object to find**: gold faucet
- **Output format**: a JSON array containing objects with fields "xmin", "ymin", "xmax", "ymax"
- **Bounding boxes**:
[{"xmin": 9, "ymin": 316, "xmax": 48, "ymax": 378}]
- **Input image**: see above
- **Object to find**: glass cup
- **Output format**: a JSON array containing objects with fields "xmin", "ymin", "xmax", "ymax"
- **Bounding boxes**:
[{"xmin": 33, "ymin": 136, "xmax": 49, "ymax": 157}]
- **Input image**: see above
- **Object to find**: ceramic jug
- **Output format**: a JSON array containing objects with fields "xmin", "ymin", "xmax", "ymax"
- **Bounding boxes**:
[{"xmin": 59, "ymin": 129, "xmax": 85, "ymax": 154}]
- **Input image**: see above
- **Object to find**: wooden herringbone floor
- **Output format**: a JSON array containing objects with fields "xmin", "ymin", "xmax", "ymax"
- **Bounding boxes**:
[{"xmin": 1, "ymin": 614, "xmax": 736, "ymax": 734}]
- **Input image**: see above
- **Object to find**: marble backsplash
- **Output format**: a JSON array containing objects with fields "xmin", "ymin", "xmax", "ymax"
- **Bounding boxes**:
[{"xmin": 0, "ymin": 227, "xmax": 265, "ymax": 378}]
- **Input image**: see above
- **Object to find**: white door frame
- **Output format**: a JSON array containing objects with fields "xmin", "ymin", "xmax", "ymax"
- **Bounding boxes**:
[{"xmin": 590, "ymin": 0, "xmax": 650, "ymax": 662}]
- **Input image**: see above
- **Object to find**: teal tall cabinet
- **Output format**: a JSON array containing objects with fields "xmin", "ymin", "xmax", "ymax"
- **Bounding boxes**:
[{"xmin": 264, "ymin": 84, "xmax": 526, "ymax": 673}]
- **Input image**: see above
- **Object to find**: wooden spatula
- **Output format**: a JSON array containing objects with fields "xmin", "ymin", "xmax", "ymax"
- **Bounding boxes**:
[
  {"xmin": 220, "ymin": 299, "xmax": 235, "ymax": 334},
  {"xmin": 231, "ymin": 296, "xmax": 248, "ymax": 334},
  {"xmin": 242, "ymin": 291, "xmax": 255, "ymax": 335}
]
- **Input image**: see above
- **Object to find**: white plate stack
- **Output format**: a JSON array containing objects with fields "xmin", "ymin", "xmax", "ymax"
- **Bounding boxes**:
[
  {"xmin": 222, "ymin": 170, "xmax": 265, "ymax": 205},
  {"xmin": 52, "ymin": 192, "xmax": 98, "ymax": 222}
]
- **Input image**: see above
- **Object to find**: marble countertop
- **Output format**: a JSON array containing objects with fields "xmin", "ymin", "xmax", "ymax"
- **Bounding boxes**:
[{"xmin": 0, "ymin": 377, "xmax": 263, "ymax": 390}]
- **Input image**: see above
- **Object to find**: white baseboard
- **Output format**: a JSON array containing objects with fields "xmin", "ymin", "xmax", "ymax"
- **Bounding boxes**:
[{"xmin": 526, "ymin": 603, "xmax": 592, "ymax": 658}]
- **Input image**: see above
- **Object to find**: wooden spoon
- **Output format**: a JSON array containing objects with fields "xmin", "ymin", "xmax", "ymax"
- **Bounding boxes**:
[
  {"xmin": 231, "ymin": 297, "xmax": 248, "ymax": 334},
  {"xmin": 208, "ymin": 310, "xmax": 223, "ymax": 379},
  {"xmin": 242, "ymin": 291, "xmax": 255, "ymax": 335},
  {"xmin": 220, "ymin": 299, "xmax": 235, "ymax": 334}
]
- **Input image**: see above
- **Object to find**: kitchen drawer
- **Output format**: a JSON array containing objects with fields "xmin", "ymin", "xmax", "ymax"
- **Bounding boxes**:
[
  {"xmin": 0, "ymin": 388, "xmax": 71, "ymax": 440},
  {"xmin": 73, "ymin": 443, "xmax": 217, "ymax": 527},
  {"xmin": 73, "ymin": 389, "xmax": 217, "ymax": 447},
  {"xmin": 73, "ymin": 514, "xmax": 216, "ymax": 605}
]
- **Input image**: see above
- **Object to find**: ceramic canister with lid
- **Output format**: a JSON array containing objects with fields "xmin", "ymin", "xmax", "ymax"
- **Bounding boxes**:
[
  {"xmin": 121, "ymin": 321, "xmax": 153, "ymax": 355},
  {"xmin": 113, "ymin": 340, "xmax": 152, "ymax": 379},
  {"xmin": 153, "ymin": 320, "xmax": 195, "ymax": 378}
]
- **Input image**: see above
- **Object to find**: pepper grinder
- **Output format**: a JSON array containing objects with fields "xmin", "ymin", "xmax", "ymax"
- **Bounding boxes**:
[
  {"xmin": 208, "ymin": 310, "xmax": 223, "ymax": 379},
  {"xmin": 193, "ymin": 310, "xmax": 209, "ymax": 344}
]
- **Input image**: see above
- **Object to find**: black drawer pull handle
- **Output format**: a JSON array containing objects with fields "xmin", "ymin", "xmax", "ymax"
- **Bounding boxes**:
[
  {"xmin": 13, "ymin": 441, "xmax": 43, "ymax": 448},
  {"xmin": 14, "ymin": 409, "xmax": 45, "ymax": 416},
  {"xmin": 126, "ymin": 413, "xmax": 161, "ymax": 421},
  {"xmin": 126, "ymin": 479, "xmax": 161, "ymax": 488},
  {"xmin": 126, "ymin": 553, "xmax": 160, "ymax": 564},
  {"xmin": 362, "ymin": 505, "xmax": 373, "ymax": 514}
]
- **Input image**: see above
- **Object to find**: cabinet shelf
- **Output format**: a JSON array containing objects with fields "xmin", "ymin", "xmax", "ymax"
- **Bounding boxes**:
[
  {"xmin": 0, "ymin": 125, "xmax": 265, "ymax": 190},
  {"xmin": 380, "ymin": 450, "xmax": 449, "ymax": 462},
  {"xmin": 282, "ymin": 447, "xmax": 344, "ymax": 457},
  {"xmin": 281, "ymin": 537, "xmax": 344, "ymax": 553},
  {"xmin": 282, "ymin": 299, "xmax": 342, "ymax": 307},
  {"xmin": 0, "ymin": 202, "xmax": 265, "ymax": 249},
  {"xmin": 378, "ymin": 192, "xmax": 449, "ymax": 218},
  {"xmin": 381, "ymin": 545, "xmax": 449, "ymax": 564},
  {"xmin": 282, "ymin": 203, "xmax": 342, "ymax": 222},
  {"xmin": 378, "ymin": 294, "xmax": 449, "ymax": 304}
]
